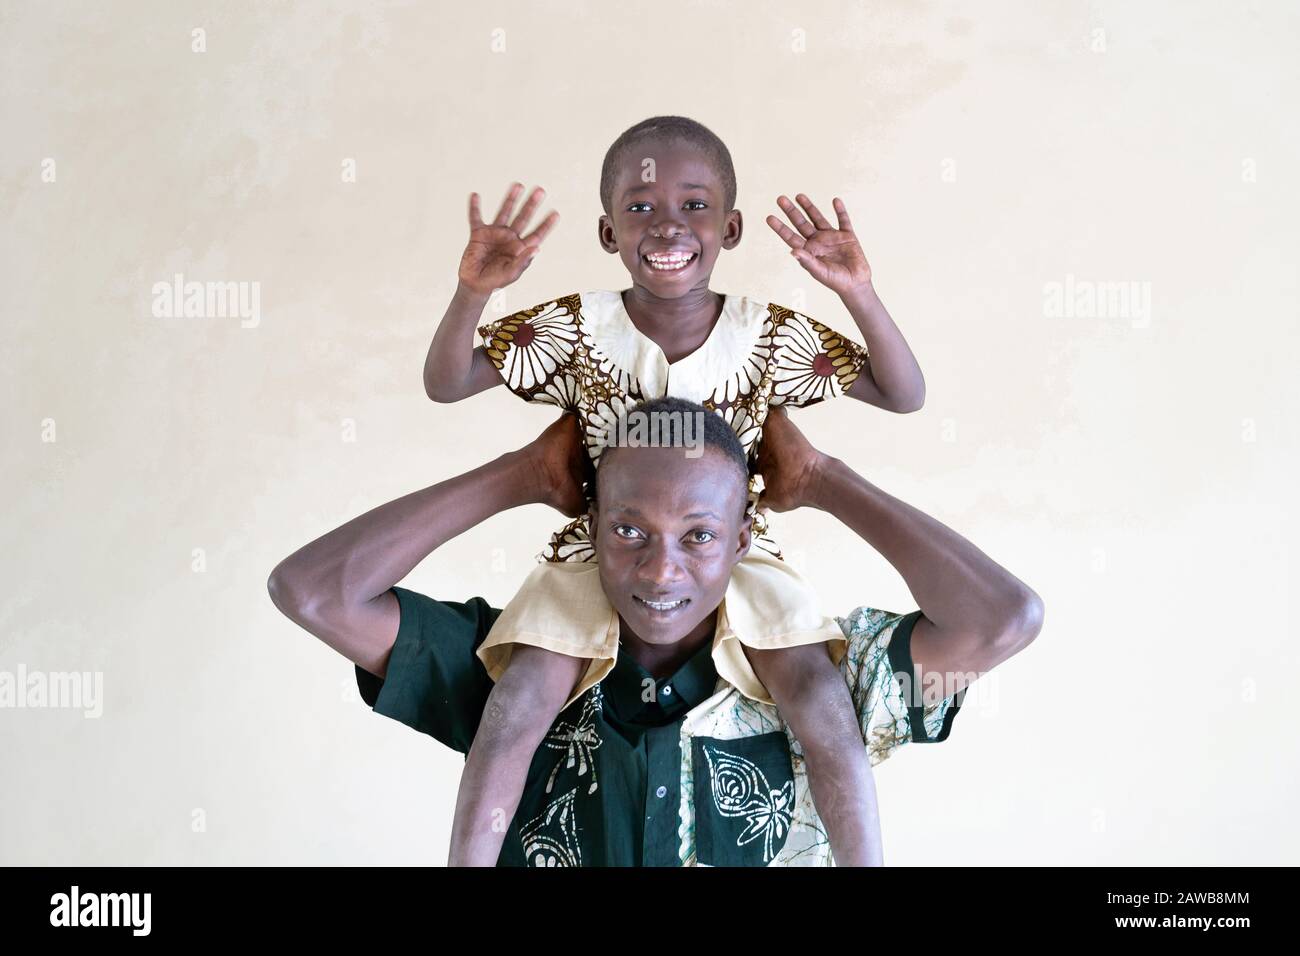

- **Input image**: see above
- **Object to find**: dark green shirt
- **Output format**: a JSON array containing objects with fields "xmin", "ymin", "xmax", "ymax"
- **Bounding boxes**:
[{"xmin": 355, "ymin": 586, "xmax": 964, "ymax": 867}]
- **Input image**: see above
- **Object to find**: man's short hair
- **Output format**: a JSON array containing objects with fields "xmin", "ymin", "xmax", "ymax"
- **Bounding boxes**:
[
  {"xmin": 599, "ymin": 115, "xmax": 738, "ymax": 215},
  {"xmin": 592, "ymin": 396, "xmax": 749, "ymax": 503}
]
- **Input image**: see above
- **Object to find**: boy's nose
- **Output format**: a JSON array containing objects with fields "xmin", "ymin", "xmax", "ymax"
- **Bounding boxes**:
[{"xmin": 652, "ymin": 219, "xmax": 685, "ymax": 239}]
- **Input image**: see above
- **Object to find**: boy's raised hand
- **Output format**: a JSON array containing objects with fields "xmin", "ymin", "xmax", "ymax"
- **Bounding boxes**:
[
  {"xmin": 766, "ymin": 194, "xmax": 872, "ymax": 296},
  {"xmin": 458, "ymin": 183, "xmax": 559, "ymax": 296}
]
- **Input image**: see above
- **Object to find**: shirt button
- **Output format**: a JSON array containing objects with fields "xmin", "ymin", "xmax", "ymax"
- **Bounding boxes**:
[
  {"xmin": 661, "ymin": 685, "xmax": 673, "ymax": 696},
  {"xmin": 655, "ymin": 785, "xmax": 667, "ymax": 799}
]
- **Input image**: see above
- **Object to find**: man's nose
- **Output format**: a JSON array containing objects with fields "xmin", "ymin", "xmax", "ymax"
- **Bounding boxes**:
[{"xmin": 638, "ymin": 539, "xmax": 687, "ymax": 589}]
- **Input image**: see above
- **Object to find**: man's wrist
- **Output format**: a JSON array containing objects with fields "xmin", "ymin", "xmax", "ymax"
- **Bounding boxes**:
[
  {"xmin": 490, "ymin": 448, "xmax": 549, "ymax": 509},
  {"xmin": 802, "ymin": 453, "xmax": 846, "ymax": 512}
]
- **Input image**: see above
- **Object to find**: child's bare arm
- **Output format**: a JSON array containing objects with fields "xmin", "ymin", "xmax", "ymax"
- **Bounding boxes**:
[
  {"xmin": 424, "ymin": 183, "xmax": 559, "ymax": 403},
  {"xmin": 766, "ymin": 193, "xmax": 925, "ymax": 413}
]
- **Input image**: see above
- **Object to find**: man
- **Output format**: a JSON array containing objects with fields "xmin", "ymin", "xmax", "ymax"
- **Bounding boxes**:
[{"xmin": 267, "ymin": 398, "xmax": 1044, "ymax": 866}]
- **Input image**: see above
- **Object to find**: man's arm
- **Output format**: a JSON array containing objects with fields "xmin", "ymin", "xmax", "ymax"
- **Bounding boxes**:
[
  {"xmin": 756, "ymin": 408, "xmax": 1044, "ymax": 706},
  {"xmin": 266, "ymin": 414, "xmax": 586, "ymax": 678}
]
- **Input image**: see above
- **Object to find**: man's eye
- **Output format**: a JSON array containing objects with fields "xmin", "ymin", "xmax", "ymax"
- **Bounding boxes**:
[
  {"xmin": 613, "ymin": 525, "xmax": 640, "ymax": 539},
  {"xmin": 688, "ymin": 530, "xmax": 717, "ymax": 544}
]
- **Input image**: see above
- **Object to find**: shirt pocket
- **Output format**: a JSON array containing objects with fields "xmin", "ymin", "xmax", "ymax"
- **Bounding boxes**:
[{"xmin": 691, "ymin": 732, "xmax": 796, "ymax": 866}]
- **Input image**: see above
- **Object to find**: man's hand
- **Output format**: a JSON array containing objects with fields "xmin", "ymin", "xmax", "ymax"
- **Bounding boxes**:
[
  {"xmin": 519, "ymin": 412, "xmax": 590, "ymax": 518},
  {"xmin": 765, "ymin": 194, "xmax": 872, "ymax": 297},
  {"xmin": 458, "ymin": 183, "xmax": 560, "ymax": 296},
  {"xmin": 754, "ymin": 407, "xmax": 831, "ymax": 514}
]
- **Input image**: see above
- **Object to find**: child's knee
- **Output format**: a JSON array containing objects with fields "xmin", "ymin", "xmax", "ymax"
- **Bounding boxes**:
[
  {"xmin": 745, "ymin": 643, "xmax": 861, "ymax": 741},
  {"xmin": 743, "ymin": 641, "xmax": 836, "ymax": 700},
  {"xmin": 480, "ymin": 646, "xmax": 588, "ymax": 744}
]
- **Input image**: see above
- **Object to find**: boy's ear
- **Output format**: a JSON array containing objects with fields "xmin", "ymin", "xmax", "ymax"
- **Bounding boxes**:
[
  {"xmin": 721, "ymin": 209, "xmax": 743, "ymax": 250},
  {"xmin": 597, "ymin": 215, "xmax": 619, "ymax": 253}
]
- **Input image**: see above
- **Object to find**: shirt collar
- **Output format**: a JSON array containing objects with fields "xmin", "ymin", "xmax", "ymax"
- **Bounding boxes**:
[{"xmin": 603, "ymin": 611, "xmax": 725, "ymax": 724}]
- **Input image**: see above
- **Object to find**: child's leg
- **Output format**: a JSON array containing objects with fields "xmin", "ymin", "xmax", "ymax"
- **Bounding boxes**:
[
  {"xmin": 448, "ymin": 645, "xmax": 587, "ymax": 866},
  {"xmin": 743, "ymin": 642, "xmax": 884, "ymax": 867}
]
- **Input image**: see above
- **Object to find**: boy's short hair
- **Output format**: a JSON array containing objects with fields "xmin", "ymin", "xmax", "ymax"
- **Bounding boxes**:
[
  {"xmin": 599, "ymin": 116, "xmax": 737, "ymax": 215},
  {"xmin": 592, "ymin": 396, "xmax": 750, "ymax": 504}
]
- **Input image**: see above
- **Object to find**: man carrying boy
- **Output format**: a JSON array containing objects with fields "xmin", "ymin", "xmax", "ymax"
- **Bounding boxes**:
[{"xmin": 267, "ymin": 400, "xmax": 1044, "ymax": 866}]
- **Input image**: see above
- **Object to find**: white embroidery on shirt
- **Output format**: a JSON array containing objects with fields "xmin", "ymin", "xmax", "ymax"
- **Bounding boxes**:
[
  {"xmin": 521, "ymin": 788, "xmax": 582, "ymax": 867},
  {"xmin": 542, "ymin": 683, "xmax": 604, "ymax": 795},
  {"xmin": 700, "ymin": 742, "xmax": 795, "ymax": 863}
]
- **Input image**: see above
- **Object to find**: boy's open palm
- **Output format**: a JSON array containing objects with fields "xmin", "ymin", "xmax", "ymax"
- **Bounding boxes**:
[
  {"xmin": 766, "ymin": 193, "xmax": 872, "ymax": 296},
  {"xmin": 459, "ymin": 183, "xmax": 559, "ymax": 296}
]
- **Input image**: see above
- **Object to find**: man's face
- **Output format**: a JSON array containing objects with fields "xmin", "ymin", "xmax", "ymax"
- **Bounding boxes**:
[
  {"xmin": 599, "ymin": 138, "xmax": 742, "ymax": 297},
  {"xmin": 590, "ymin": 444, "xmax": 751, "ymax": 648}
]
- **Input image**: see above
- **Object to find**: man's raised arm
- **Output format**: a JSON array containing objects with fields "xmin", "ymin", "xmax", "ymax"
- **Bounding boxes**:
[
  {"xmin": 756, "ymin": 408, "xmax": 1044, "ymax": 707},
  {"xmin": 266, "ymin": 414, "xmax": 587, "ymax": 678}
]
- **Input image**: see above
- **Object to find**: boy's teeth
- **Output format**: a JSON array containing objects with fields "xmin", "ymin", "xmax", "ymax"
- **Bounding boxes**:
[{"xmin": 645, "ymin": 253, "xmax": 694, "ymax": 271}]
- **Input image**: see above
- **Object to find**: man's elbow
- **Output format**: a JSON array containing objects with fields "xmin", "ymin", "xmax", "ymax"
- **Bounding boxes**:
[
  {"xmin": 267, "ymin": 562, "xmax": 299, "ymax": 619},
  {"xmin": 267, "ymin": 560, "xmax": 324, "ymax": 625},
  {"xmin": 992, "ymin": 586, "xmax": 1045, "ymax": 656}
]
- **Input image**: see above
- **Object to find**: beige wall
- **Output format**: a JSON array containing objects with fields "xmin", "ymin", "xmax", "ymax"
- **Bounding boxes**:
[{"xmin": 2, "ymin": 0, "xmax": 1296, "ymax": 864}]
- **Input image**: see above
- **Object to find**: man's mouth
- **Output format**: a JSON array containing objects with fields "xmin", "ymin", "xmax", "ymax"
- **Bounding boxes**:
[
  {"xmin": 633, "ymin": 595, "xmax": 691, "ymax": 614},
  {"xmin": 642, "ymin": 251, "xmax": 697, "ymax": 273}
]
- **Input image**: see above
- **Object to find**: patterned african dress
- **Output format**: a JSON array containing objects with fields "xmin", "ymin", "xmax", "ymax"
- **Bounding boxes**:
[{"xmin": 473, "ymin": 290, "xmax": 871, "ymax": 705}]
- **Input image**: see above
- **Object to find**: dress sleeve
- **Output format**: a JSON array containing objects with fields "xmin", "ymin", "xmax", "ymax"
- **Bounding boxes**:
[
  {"xmin": 835, "ymin": 607, "xmax": 965, "ymax": 767},
  {"xmin": 353, "ymin": 586, "xmax": 501, "ymax": 754},
  {"xmin": 477, "ymin": 293, "xmax": 584, "ymax": 410},
  {"xmin": 766, "ymin": 304, "xmax": 869, "ymax": 408}
]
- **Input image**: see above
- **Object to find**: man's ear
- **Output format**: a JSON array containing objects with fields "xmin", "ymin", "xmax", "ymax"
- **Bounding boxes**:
[{"xmin": 733, "ymin": 512, "xmax": 752, "ymax": 563}]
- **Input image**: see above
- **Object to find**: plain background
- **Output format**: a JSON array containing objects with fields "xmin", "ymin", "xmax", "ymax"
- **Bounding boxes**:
[{"xmin": 2, "ymin": 0, "xmax": 1296, "ymax": 864}]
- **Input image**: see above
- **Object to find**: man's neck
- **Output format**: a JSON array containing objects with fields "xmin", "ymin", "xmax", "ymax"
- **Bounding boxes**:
[{"xmin": 618, "ymin": 610, "xmax": 718, "ymax": 679}]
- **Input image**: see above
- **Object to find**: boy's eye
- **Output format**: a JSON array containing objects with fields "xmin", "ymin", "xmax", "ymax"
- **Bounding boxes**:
[
  {"xmin": 688, "ymin": 529, "xmax": 717, "ymax": 544},
  {"xmin": 612, "ymin": 525, "xmax": 641, "ymax": 539},
  {"xmin": 626, "ymin": 200, "xmax": 708, "ymax": 212}
]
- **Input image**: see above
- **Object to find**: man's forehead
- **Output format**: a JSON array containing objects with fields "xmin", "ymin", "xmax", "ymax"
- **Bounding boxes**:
[
  {"xmin": 605, "ymin": 502, "xmax": 728, "ymax": 523},
  {"xmin": 597, "ymin": 448, "xmax": 746, "ymax": 519}
]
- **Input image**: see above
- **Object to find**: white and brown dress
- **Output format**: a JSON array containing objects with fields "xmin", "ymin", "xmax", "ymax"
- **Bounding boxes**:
[{"xmin": 475, "ymin": 289, "xmax": 870, "ymax": 706}]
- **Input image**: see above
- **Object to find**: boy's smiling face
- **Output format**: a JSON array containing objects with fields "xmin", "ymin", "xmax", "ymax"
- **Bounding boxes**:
[{"xmin": 598, "ymin": 137, "xmax": 743, "ymax": 298}]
